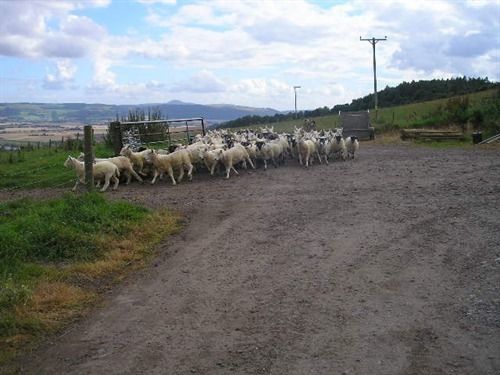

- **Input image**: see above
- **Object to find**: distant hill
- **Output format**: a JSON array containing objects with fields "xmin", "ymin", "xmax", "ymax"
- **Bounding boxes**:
[{"xmin": 0, "ymin": 101, "xmax": 280, "ymax": 125}]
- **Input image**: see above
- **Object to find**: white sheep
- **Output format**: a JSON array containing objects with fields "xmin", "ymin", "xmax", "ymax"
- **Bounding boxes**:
[
  {"xmin": 77, "ymin": 153, "xmax": 143, "ymax": 185},
  {"xmin": 119, "ymin": 145, "xmax": 152, "ymax": 176},
  {"xmin": 216, "ymin": 144, "xmax": 255, "ymax": 179},
  {"xmin": 297, "ymin": 139, "xmax": 317, "ymax": 167},
  {"xmin": 64, "ymin": 156, "xmax": 120, "ymax": 192},
  {"xmin": 327, "ymin": 135, "xmax": 347, "ymax": 161},
  {"xmin": 255, "ymin": 140, "xmax": 282, "ymax": 170},
  {"xmin": 198, "ymin": 146, "xmax": 224, "ymax": 176},
  {"xmin": 316, "ymin": 136, "xmax": 329, "ymax": 164},
  {"xmin": 144, "ymin": 149, "xmax": 193, "ymax": 185},
  {"xmin": 345, "ymin": 136, "xmax": 360, "ymax": 159}
]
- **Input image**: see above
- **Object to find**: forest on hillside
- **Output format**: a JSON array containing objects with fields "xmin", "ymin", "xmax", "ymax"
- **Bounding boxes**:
[
  {"xmin": 332, "ymin": 76, "xmax": 496, "ymax": 112},
  {"xmin": 219, "ymin": 77, "xmax": 498, "ymax": 129}
]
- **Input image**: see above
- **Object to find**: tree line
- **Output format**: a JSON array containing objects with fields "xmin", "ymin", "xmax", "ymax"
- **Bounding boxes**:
[{"xmin": 218, "ymin": 77, "xmax": 498, "ymax": 129}]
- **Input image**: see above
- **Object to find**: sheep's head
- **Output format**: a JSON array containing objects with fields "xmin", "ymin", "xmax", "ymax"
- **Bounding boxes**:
[
  {"xmin": 77, "ymin": 152, "xmax": 85, "ymax": 161},
  {"xmin": 214, "ymin": 149, "xmax": 224, "ymax": 161},
  {"xmin": 197, "ymin": 146, "xmax": 209, "ymax": 161},
  {"xmin": 64, "ymin": 156, "xmax": 74, "ymax": 169},
  {"xmin": 119, "ymin": 145, "xmax": 130, "ymax": 156},
  {"xmin": 255, "ymin": 140, "xmax": 265, "ymax": 151},
  {"xmin": 335, "ymin": 135, "xmax": 342, "ymax": 143},
  {"xmin": 143, "ymin": 149, "xmax": 155, "ymax": 162}
]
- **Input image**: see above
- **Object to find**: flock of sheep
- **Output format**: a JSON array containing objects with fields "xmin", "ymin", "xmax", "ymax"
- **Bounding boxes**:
[{"xmin": 63, "ymin": 126, "xmax": 359, "ymax": 192}]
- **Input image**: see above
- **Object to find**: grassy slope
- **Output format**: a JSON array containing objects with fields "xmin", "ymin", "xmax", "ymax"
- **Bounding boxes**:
[{"xmin": 226, "ymin": 88, "xmax": 499, "ymax": 136}]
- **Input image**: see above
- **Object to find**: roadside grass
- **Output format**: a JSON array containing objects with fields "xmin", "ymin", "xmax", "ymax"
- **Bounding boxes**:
[
  {"xmin": 0, "ymin": 193, "xmax": 181, "ymax": 364},
  {"xmin": 0, "ymin": 144, "xmax": 116, "ymax": 190}
]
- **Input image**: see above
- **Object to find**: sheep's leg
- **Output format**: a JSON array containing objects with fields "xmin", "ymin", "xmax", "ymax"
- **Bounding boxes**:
[
  {"xmin": 177, "ymin": 167, "xmax": 184, "ymax": 183},
  {"xmin": 124, "ymin": 171, "xmax": 131, "ymax": 185},
  {"xmin": 324, "ymin": 155, "xmax": 329, "ymax": 165},
  {"xmin": 231, "ymin": 166, "xmax": 239, "ymax": 175},
  {"xmin": 95, "ymin": 180, "xmax": 101, "ymax": 188},
  {"xmin": 72, "ymin": 179, "xmax": 80, "ymax": 192},
  {"xmin": 210, "ymin": 163, "xmax": 216, "ymax": 176},
  {"xmin": 112, "ymin": 175, "xmax": 119, "ymax": 190},
  {"xmin": 100, "ymin": 176, "xmax": 110, "ymax": 192},
  {"xmin": 272, "ymin": 157, "xmax": 277, "ymax": 168},
  {"xmin": 187, "ymin": 164, "xmax": 193, "ymax": 181},
  {"xmin": 129, "ymin": 168, "xmax": 143, "ymax": 183},
  {"xmin": 225, "ymin": 166, "xmax": 231, "ymax": 179},
  {"xmin": 242, "ymin": 160, "xmax": 247, "ymax": 169},
  {"xmin": 247, "ymin": 157, "xmax": 255, "ymax": 169},
  {"xmin": 298, "ymin": 153, "xmax": 303, "ymax": 166},
  {"xmin": 167, "ymin": 166, "xmax": 176, "ymax": 185},
  {"xmin": 264, "ymin": 159, "xmax": 268, "ymax": 170},
  {"xmin": 151, "ymin": 169, "xmax": 160, "ymax": 184}
]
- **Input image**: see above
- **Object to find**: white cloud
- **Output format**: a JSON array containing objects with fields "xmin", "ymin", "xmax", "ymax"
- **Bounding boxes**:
[
  {"xmin": 1, "ymin": 0, "xmax": 498, "ymax": 108},
  {"xmin": 138, "ymin": 0, "xmax": 176, "ymax": 5},
  {"xmin": 172, "ymin": 70, "xmax": 226, "ymax": 93},
  {"xmin": 43, "ymin": 59, "xmax": 77, "ymax": 90}
]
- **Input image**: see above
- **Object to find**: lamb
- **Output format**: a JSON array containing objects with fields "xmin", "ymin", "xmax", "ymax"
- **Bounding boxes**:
[
  {"xmin": 77, "ymin": 153, "xmax": 143, "ymax": 185},
  {"xmin": 64, "ymin": 156, "xmax": 120, "ymax": 192},
  {"xmin": 297, "ymin": 139, "xmax": 317, "ymax": 168},
  {"xmin": 144, "ymin": 149, "xmax": 193, "ymax": 185},
  {"xmin": 198, "ymin": 146, "xmax": 224, "ymax": 176},
  {"xmin": 216, "ymin": 144, "xmax": 255, "ymax": 179},
  {"xmin": 316, "ymin": 136, "xmax": 330, "ymax": 164},
  {"xmin": 176, "ymin": 141, "xmax": 206, "ymax": 166},
  {"xmin": 255, "ymin": 140, "xmax": 282, "ymax": 170},
  {"xmin": 327, "ymin": 135, "xmax": 347, "ymax": 161},
  {"xmin": 119, "ymin": 145, "xmax": 152, "ymax": 176},
  {"xmin": 345, "ymin": 136, "xmax": 359, "ymax": 159}
]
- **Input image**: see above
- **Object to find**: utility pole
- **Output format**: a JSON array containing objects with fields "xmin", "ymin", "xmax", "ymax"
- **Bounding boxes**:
[
  {"xmin": 293, "ymin": 85, "xmax": 301, "ymax": 118},
  {"xmin": 360, "ymin": 36, "xmax": 387, "ymax": 118}
]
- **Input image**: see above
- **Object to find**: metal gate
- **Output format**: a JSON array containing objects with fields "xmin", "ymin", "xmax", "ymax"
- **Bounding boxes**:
[{"xmin": 110, "ymin": 117, "xmax": 205, "ymax": 154}]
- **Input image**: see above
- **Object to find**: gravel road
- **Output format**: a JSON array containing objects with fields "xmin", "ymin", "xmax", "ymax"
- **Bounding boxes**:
[{"xmin": 7, "ymin": 143, "xmax": 500, "ymax": 374}]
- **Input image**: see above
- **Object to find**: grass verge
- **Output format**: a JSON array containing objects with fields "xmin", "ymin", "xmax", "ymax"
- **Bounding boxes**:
[{"xmin": 0, "ymin": 193, "xmax": 181, "ymax": 364}]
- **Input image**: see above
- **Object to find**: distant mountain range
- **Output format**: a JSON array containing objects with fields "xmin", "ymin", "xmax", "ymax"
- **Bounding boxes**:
[{"xmin": 0, "ymin": 101, "xmax": 281, "ymax": 125}]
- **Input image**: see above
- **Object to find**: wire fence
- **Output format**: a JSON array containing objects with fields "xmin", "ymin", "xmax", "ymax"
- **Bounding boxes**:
[
  {"xmin": 0, "ymin": 120, "xmax": 205, "ymax": 194},
  {"xmin": 0, "ymin": 168, "xmax": 75, "ymax": 192}
]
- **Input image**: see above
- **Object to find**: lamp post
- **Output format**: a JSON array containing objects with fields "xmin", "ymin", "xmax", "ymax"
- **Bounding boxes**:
[{"xmin": 293, "ymin": 85, "xmax": 301, "ymax": 118}]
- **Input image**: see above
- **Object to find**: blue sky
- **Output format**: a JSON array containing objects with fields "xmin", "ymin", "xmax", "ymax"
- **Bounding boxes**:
[{"xmin": 0, "ymin": 0, "xmax": 498, "ymax": 110}]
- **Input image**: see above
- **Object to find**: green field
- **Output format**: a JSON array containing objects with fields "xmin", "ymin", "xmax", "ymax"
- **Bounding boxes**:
[{"xmin": 0, "ymin": 144, "xmax": 115, "ymax": 190}]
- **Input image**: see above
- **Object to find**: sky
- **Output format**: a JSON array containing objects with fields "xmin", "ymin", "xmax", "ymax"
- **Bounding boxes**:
[{"xmin": 0, "ymin": 0, "xmax": 499, "ymax": 111}]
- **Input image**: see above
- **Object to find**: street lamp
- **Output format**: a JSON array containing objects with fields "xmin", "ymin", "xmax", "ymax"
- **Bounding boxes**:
[{"xmin": 293, "ymin": 85, "xmax": 301, "ymax": 118}]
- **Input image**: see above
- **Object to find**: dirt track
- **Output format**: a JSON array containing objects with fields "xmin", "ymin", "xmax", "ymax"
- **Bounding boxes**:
[{"xmin": 8, "ymin": 143, "xmax": 500, "ymax": 374}]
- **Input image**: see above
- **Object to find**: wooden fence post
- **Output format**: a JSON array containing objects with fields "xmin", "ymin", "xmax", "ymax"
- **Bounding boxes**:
[
  {"xmin": 84, "ymin": 125, "xmax": 94, "ymax": 192},
  {"xmin": 201, "ymin": 118, "xmax": 206, "ymax": 136},
  {"xmin": 110, "ymin": 121, "xmax": 123, "ymax": 156}
]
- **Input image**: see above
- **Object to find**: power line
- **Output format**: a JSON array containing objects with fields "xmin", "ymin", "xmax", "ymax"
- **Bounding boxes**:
[{"xmin": 360, "ymin": 36, "xmax": 387, "ymax": 117}]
